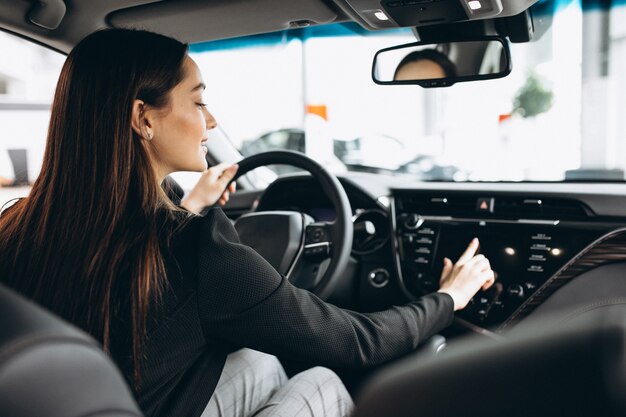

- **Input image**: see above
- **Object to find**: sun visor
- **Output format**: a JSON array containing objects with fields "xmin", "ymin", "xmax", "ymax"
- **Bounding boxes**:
[
  {"xmin": 108, "ymin": 0, "xmax": 341, "ymax": 43},
  {"xmin": 343, "ymin": 0, "xmax": 539, "ymax": 28}
]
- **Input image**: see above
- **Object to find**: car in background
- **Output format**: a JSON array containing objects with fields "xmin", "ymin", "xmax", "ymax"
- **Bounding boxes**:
[{"xmin": 242, "ymin": 129, "xmax": 465, "ymax": 180}]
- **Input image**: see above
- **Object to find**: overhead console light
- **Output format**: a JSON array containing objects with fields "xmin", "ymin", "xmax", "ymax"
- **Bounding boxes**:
[
  {"xmin": 374, "ymin": 10, "xmax": 390, "ymax": 21},
  {"xmin": 345, "ymin": 0, "xmax": 538, "ymax": 27},
  {"xmin": 468, "ymin": 0, "xmax": 483, "ymax": 10},
  {"xmin": 463, "ymin": 0, "xmax": 500, "ymax": 16},
  {"xmin": 357, "ymin": 8, "xmax": 398, "ymax": 28}
]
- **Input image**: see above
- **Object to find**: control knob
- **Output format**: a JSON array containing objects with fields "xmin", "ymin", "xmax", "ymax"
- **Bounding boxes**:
[{"xmin": 404, "ymin": 214, "xmax": 423, "ymax": 230}]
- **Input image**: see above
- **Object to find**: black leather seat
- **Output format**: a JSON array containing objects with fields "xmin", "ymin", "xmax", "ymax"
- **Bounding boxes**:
[
  {"xmin": 354, "ymin": 311, "xmax": 626, "ymax": 417},
  {"xmin": 0, "ymin": 284, "xmax": 142, "ymax": 417}
]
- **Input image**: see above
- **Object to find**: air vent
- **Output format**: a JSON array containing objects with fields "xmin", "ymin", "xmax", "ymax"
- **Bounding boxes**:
[
  {"xmin": 396, "ymin": 193, "xmax": 594, "ymax": 219},
  {"xmin": 352, "ymin": 210, "xmax": 390, "ymax": 254},
  {"xmin": 495, "ymin": 197, "xmax": 592, "ymax": 219},
  {"xmin": 396, "ymin": 194, "xmax": 476, "ymax": 216}
]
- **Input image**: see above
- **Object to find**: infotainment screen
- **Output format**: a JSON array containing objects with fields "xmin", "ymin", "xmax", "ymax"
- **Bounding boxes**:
[
  {"xmin": 433, "ymin": 223, "xmax": 527, "ymax": 288},
  {"xmin": 397, "ymin": 218, "xmax": 598, "ymax": 327}
]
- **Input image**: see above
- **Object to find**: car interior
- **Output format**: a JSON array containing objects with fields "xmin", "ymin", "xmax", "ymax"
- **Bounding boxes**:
[{"xmin": 2, "ymin": 0, "xmax": 626, "ymax": 416}]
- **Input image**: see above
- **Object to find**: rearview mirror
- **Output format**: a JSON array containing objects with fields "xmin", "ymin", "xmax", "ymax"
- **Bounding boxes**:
[{"xmin": 372, "ymin": 37, "xmax": 511, "ymax": 88}]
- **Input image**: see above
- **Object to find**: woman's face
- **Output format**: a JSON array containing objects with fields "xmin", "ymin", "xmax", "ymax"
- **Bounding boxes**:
[
  {"xmin": 394, "ymin": 59, "xmax": 446, "ymax": 81},
  {"xmin": 149, "ymin": 56, "xmax": 216, "ymax": 177}
]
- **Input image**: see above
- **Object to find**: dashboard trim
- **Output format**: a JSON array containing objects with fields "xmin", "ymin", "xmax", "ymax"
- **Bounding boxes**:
[
  {"xmin": 418, "ymin": 216, "xmax": 561, "ymax": 226},
  {"xmin": 390, "ymin": 196, "xmax": 416, "ymax": 300}
]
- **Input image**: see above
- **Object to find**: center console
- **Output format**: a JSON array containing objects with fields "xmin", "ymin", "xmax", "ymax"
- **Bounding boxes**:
[{"xmin": 391, "ymin": 190, "xmax": 611, "ymax": 330}]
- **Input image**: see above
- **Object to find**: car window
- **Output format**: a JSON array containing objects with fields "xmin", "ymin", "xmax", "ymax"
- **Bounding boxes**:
[
  {"xmin": 190, "ymin": 1, "xmax": 626, "ymax": 182},
  {"xmin": 0, "ymin": 31, "xmax": 64, "ymax": 202}
]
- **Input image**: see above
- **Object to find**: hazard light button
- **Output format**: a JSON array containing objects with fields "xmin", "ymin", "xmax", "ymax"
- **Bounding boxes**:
[{"xmin": 476, "ymin": 197, "xmax": 495, "ymax": 213}]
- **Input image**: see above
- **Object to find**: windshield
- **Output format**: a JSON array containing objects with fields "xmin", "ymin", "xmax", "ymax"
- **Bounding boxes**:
[{"xmin": 189, "ymin": 0, "xmax": 625, "ymax": 182}]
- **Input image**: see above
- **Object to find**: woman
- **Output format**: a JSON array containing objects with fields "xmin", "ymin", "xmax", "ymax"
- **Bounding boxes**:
[
  {"xmin": 0, "ymin": 29, "xmax": 495, "ymax": 417},
  {"xmin": 394, "ymin": 49, "xmax": 458, "ymax": 81}
]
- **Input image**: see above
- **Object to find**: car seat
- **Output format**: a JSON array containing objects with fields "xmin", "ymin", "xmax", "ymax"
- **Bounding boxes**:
[
  {"xmin": 354, "ymin": 310, "xmax": 626, "ymax": 417},
  {"xmin": 0, "ymin": 284, "xmax": 142, "ymax": 417}
]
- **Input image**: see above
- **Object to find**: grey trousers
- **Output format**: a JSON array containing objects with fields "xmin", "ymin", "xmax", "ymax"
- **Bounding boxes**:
[{"xmin": 201, "ymin": 349, "xmax": 354, "ymax": 417}]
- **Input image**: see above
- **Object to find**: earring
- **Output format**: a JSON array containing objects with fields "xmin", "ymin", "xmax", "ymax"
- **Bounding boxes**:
[{"xmin": 147, "ymin": 132, "xmax": 153, "ymax": 140}]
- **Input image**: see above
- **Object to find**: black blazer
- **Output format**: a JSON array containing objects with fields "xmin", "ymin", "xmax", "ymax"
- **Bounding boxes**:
[{"xmin": 111, "ymin": 208, "xmax": 455, "ymax": 417}]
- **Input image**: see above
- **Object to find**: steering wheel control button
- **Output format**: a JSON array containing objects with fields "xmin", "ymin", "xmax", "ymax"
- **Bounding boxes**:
[
  {"xmin": 369, "ymin": 269, "xmax": 390, "ymax": 288},
  {"xmin": 507, "ymin": 284, "xmax": 525, "ymax": 298},
  {"xmin": 303, "ymin": 242, "xmax": 330, "ymax": 260},
  {"xmin": 476, "ymin": 197, "xmax": 495, "ymax": 213},
  {"xmin": 306, "ymin": 226, "xmax": 328, "ymax": 244}
]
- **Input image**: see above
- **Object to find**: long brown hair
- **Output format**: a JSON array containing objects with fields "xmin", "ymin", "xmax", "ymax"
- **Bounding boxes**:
[{"xmin": 0, "ymin": 29, "xmax": 188, "ymax": 388}]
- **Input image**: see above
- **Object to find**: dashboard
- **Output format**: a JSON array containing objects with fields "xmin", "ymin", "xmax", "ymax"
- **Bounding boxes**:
[{"xmin": 240, "ymin": 173, "xmax": 626, "ymax": 333}]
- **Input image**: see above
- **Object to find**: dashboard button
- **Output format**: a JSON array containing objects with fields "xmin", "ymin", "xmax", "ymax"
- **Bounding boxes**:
[
  {"xmin": 525, "ymin": 282, "xmax": 537, "ymax": 290},
  {"xmin": 527, "ymin": 265, "xmax": 544, "ymax": 273},
  {"xmin": 530, "ymin": 243, "xmax": 551, "ymax": 251},
  {"xmin": 529, "ymin": 254, "xmax": 547, "ymax": 262},
  {"xmin": 402, "ymin": 234, "xmax": 416, "ymax": 244},
  {"xmin": 476, "ymin": 197, "xmax": 495, "ymax": 213},
  {"xmin": 507, "ymin": 284, "xmax": 525, "ymax": 298},
  {"xmin": 368, "ymin": 269, "xmax": 390, "ymax": 288}
]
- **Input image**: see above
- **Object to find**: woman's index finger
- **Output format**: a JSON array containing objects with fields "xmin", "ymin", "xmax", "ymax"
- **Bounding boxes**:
[{"xmin": 457, "ymin": 238, "xmax": 479, "ymax": 264}]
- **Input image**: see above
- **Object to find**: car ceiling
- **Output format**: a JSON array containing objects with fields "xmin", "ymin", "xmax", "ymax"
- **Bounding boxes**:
[
  {"xmin": 0, "ymin": 0, "xmax": 538, "ymax": 53},
  {"xmin": 0, "ymin": 0, "xmax": 351, "ymax": 52}
]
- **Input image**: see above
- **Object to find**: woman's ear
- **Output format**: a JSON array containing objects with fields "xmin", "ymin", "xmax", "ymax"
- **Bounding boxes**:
[{"xmin": 131, "ymin": 99, "xmax": 154, "ymax": 140}]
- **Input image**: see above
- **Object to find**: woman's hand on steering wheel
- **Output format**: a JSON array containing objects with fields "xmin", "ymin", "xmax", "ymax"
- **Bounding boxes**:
[{"xmin": 181, "ymin": 163, "xmax": 239, "ymax": 214}]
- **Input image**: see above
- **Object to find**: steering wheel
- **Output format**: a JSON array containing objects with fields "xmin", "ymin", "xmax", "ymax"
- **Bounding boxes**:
[{"xmin": 231, "ymin": 150, "xmax": 353, "ymax": 300}]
